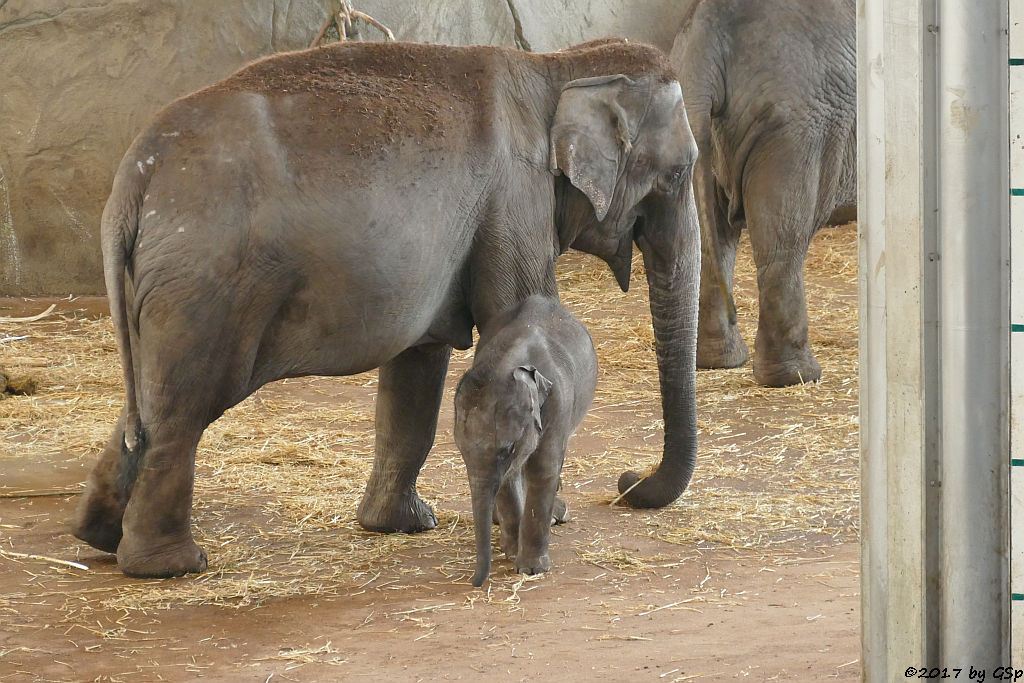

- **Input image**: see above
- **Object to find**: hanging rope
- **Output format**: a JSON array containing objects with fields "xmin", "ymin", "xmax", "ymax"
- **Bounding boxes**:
[{"xmin": 310, "ymin": 0, "xmax": 395, "ymax": 48}]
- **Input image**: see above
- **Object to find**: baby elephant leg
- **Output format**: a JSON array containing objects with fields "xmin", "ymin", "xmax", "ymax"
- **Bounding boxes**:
[
  {"xmin": 551, "ymin": 478, "xmax": 570, "ymax": 525},
  {"xmin": 495, "ymin": 474, "xmax": 524, "ymax": 560},
  {"xmin": 515, "ymin": 444, "xmax": 564, "ymax": 575}
]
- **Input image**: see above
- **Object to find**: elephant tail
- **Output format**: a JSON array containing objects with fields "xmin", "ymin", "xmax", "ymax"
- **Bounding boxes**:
[{"xmin": 101, "ymin": 152, "xmax": 149, "ymax": 490}]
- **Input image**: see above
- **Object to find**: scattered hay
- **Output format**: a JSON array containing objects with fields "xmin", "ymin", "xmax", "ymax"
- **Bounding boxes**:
[
  {"xmin": 0, "ymin": 224, "xmax": 859, "ymax": 620},
  {"xmin": 556, "ymin": 223, "xmax": 859, "ymax": 556}
]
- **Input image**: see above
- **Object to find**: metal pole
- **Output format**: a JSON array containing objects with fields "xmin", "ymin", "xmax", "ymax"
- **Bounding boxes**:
[
  {"xmin": 856, "ymin": 0, "xmax": 889, "ymax": 674},
  {"xmin": 858, "ymin": 0, "xmax": 939, "ymax": 674},
  {"xmin": 937, "ymin": 0, "xmax": 1010, "ymax": 666}
]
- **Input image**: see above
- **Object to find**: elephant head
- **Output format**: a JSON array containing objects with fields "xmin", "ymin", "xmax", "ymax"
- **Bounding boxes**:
[
  {"xmin": 455, "ymin": 365, "xmax": 552, "ymax": 587},
  {"xmin": 549, "ymin": 69, "xmax": 700, "ymax": 507}
]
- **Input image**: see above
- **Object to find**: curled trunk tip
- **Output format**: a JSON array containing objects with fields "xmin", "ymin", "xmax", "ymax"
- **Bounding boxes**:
[{"xmin": 616, "ymin": 464, "xmax": 693, "ymax": 509}]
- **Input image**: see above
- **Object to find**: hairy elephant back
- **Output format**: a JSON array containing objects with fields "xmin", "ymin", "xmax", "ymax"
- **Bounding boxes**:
[{"xmin": 202, "ymin": 41, "xmax": 515, "ymax": 155}]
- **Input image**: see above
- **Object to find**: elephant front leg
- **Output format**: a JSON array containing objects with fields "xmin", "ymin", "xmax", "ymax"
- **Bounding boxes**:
[
  {"xmin": 357, "ymin": 344, "xmax": 451, "ymax": 533},
  {"xmin": 495, "ymin": 474, "xmax": 524, "ymax": 560},
  {"xmin": 514, "ymin": 446, "xmax": 563, "ymax": 576}
]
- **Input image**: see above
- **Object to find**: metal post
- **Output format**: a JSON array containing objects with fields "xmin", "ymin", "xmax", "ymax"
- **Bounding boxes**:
[
  {"xmin": 937, "ymin": 0, "xmax": 1009, "ymax": 666},
  {"xmin": 859, "ymin": 0, "xmax": 1009, "ymax": 675},
  {"xmin": 856, "ymin": 0, "xmax": 890, "ymax": 675},
  {"xmin": 859, "ymin": 0, "xmax": 938, "ymax": 675}
]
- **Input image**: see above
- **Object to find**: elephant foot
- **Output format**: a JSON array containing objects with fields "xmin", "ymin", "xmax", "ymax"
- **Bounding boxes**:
[
  {"xmin": 515, "ymin": 553, "xmax": 551, "ymax": 576},
  {"xmin": 551, "ymin": 497, "xmax": 570, "ymax": 525},
  {"xmin": 753, "ymin": 351, "xmax": 822, "ymax": 387},
  {"xmin": 357, "ymin": 490, "xmax": 438, "ymax": 534},
  {"xmin": 500, "ymin": 531, "xmax": 518, "ymax": 560},
  {"xmin": 71, "ymin": 480, "xmax": 125, "ymax": 554},
  {"xmin": 117, "ymin": 535, "xmax": 208, "ymax": 579},
  {"xmin": 696, "ymin": 329, "xmax": 750, "ymax": 369}
]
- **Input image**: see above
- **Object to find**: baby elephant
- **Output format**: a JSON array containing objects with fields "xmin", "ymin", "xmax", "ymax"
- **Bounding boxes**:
[{"xmin": 455, "ymin": 295, "xmax": 598, "ymax": 587}]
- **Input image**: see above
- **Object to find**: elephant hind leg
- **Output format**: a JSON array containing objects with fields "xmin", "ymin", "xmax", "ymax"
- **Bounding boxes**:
[
  {"xmin": 80, "ymin": 296, "xmax": 261, "ymax": 576},
  {"xmin": 697, "ymin": 170, "xmax": 748, "ymax": 369},
  {"xmin": 72, "ymin": 409, "xmax": 136, "ymax": 553},
  {"xmin": 115, "ymin": 417, "xmax": 209, "ymax": 578},
  {"xmin": 744, "ymin": 151, "xmax": 823, "ymax": 387},
  {"xmin": 357, "ymin": 344, "xmax": 451, "ymax": 534},
  {"xmin": 73, "ymin": 400, "xmax": 212, "ymax": 578}
]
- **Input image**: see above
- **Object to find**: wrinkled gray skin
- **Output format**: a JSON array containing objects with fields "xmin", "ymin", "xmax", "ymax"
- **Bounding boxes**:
[
  {"xmin": 455, "ymin": 295, "xmax": 597, "ymax": 586},
  {"xmin": 71, "ymin": 39, "xmax": 702, "ymax": 578},
  {"xmin": 672, "ymin": 0, "xmax": 856, "ymax": 386}
]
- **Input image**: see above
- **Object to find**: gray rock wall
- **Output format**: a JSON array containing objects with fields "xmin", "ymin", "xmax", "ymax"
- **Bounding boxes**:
[{"xmin": 0, "ymin": 0, "xmax": 693, "ymax": 295}]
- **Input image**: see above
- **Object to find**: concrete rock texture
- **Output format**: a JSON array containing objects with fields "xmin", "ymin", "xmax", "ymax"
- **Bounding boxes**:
[{"xmin": 0, "ymin": 0, "xmax": 693, "ymax": 295}]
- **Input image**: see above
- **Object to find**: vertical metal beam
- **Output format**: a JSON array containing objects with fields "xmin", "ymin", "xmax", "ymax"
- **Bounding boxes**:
[
  {"xmin": 856, "ymin": 0, "xmax": 889, "ymax": 676},
  {"xmin": 886, "ymin": 0, "xmax": 935, "ymax": 670},
  {"xmin": 936, "ymin": 0, "xmax": 1010, "ymax": 666},
  {"xmin": 861, "ymin": 0, "xmax": 1010, "ymax": 673},
  {"xmin": 859, "ymin": 0, "xmax": 939, "ymax": 675}
]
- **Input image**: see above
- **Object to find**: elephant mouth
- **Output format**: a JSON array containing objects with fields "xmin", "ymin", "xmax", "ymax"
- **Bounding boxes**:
[{"xmin": 602, "ymin": 215, "xmax": 640, "ymax": 293}]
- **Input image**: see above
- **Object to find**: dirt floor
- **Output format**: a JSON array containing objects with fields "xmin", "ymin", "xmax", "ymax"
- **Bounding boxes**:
[{"xmin": 0, "ymin": 224, "xmax": 860, "ymax": 681}]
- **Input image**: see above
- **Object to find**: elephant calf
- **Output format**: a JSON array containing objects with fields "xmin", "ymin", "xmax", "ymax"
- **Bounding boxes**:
[{"xmin": 455, "ymin": 295, "xmax": 597, "ymax": 586}]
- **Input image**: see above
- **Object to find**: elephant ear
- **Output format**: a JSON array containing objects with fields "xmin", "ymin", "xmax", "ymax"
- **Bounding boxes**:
[
  {"xmin": 496, "ymin": 366, "xmax": 553, "ymax": 447},
  {"xmin": 549, "ymin": 75, "xmax": 642, "ymax": 222},
  {"xmin": 515, "ymin": 365, "xmax": 552, "ymax": 431}
]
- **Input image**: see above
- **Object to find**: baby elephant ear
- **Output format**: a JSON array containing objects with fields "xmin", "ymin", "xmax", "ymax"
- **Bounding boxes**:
[
  {"xmin": 549, "ymin": 74, "xmax": 639, "ymax": 221},
  {"xmin": 513, "ymin": 365, "xmax": 553, "ymax": 431}
]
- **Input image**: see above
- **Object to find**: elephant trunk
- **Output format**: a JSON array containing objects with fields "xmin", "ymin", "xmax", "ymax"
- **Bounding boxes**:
[
  {"xmin": 618, "ymin": 197, "xmax": 700, "ymax": 507},
  {"xmin": 469, "ymin": 472, "xmax": 500, "ymax": 587}
]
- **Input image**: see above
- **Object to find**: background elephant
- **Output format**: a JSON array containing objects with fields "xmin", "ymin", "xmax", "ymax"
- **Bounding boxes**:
[
  {"xmin": 455, "ymin": 295, "xmax": 597, "ymax": 586},
  {"xmin": 672, "ymin": 0, "xmax": 856, "ymax": 386},
  {"xmin": 71, "ymin": 39, "xmax": 703, "ymax": 578}
]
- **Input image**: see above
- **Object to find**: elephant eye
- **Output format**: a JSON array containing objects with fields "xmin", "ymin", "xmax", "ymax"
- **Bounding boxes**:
[{"xmin": 662, "ymin": 165, "xmax": 687, "ymax": 191}]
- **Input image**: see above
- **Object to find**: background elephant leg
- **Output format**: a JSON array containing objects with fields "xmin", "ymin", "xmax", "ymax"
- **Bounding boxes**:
[
  {"xmin": 514, "ymin": 443, "xmax": 563, "ymax": 575},
  {"xmin": 745, "ymin": 163, "xmax": 821, "ymax": 387},
  {"xmin": 697, "ymin": 183, "xmax": 748, "ymax": 368},
  {"xmin": 116, "ymin": 417, "xmax": 208, "ymax": 578},
  {"xmin": 357, "ymin": 344, "xmax": 451, "ymax": 533},
  {"xmin": 72, "ymin": 408, "xmax": 133, "ymax": 553},
  {"xmin": 495, "ymin": 474, "xmax": 524, "ymax": 559}
]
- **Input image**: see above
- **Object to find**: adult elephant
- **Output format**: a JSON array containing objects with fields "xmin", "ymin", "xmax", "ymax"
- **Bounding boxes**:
[
  {"xmin": 71, "ymin": 39, "xmax": 702, "ymax": 578},
  {"xmin": 672, "ymin": 0, "xmax": 856, "ymax": 386}
]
